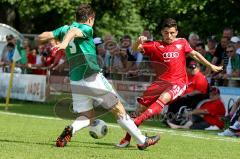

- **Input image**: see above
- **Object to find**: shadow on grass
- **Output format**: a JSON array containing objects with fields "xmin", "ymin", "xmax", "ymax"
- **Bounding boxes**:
[{"xmin": 0, "ymin": 138, "xmax": 53, "ymax": 146}]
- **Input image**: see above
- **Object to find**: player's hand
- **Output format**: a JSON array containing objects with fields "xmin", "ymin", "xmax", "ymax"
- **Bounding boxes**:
[
  {"xmin": 137, "ymin": 36, "xmax": 147, "ymax": 44},
  {"xmin": 27, "ymin": 63, "xmax": 32, "ymax": 68},
  {"xmin": 210, "ymin": 65, "xmax": 223, "ymax": 73},
  {"xmin": 53, "ymin": 42, "xmax": 68, "ymax": 51}
]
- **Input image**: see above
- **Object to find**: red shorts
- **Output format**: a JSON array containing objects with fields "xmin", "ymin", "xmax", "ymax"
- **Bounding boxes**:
[{"xmin": 137, "ymin": 81, "xmax": 187, "ymax": 107}]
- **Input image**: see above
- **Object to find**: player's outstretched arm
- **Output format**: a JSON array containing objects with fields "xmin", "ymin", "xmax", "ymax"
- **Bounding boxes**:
[
  {"xmin": 38, "ymin": 32, "xmax": 54, "ymax": 44},
  {"xmin": 132, "ymin": 36, "xmax": 147, "ymax": 53},
  {"xmin": 189, "ymin": 50, "xmax": 223, "ymax": 72},
  {"xmin": 54, "ymin": 28, "xmax": 84, "ymax": 51}
]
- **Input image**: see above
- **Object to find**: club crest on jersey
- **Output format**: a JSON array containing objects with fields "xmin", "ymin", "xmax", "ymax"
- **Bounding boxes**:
[
  {"xmin": 159, "ymin": 45, "xmax": 164, "ymax": 48},
  {"xmin": 175, "ymin": 44, "xmax": 182, "ymax": 50},
  {"xmin": 163, "ymin": 52, "xmax": 179, "ymax": 58}
]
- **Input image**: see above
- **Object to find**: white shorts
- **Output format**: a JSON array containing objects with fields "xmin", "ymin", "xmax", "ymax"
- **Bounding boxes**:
[{"xmin": 70, "ymin": 73, "xmax": 118, "ymax": 113}]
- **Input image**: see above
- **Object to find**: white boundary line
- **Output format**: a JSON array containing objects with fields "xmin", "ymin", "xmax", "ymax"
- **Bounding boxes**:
[{"xmin": 0, "ymin": 111, "xmax": 239, "ymax": 143}]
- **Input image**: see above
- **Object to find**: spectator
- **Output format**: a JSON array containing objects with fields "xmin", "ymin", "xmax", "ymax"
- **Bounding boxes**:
[
  {"xmin": 141, "ymin": 29, "xmax": 153, "ymax": 41},
  {"xmin": 184, "ymin": 60, "xmax": 209, "ymax": 95},
  {"xmin": 213, "ymin": 28, "xmax": 233, "ymax": 66},
  {"xmin": 222, "ymin": 27, "xmax": 233, "ymax": 40},
  {"xmin": 167, "ymin": 87, "xmax": 225, "ymax": 130},
  {"xmin": 218, "ymin": 97, "xmax": 240, "ymax": 137},
  {"xmin": 27, "ymin": 47, "xmax": 44, "ymax": 74},
  {"xmin": 0, "ymin": 34, "xmax": 16, "ymax": 71},
  {"xmin": 188, "ymin": 32, "xmax": 200, "ymax": 50},
  {"xmin": 195, "ymin": 43, "xmax": 213, "ymax": 72},
  {"xmin": 225, "ymin": 43, "xmax": 240, "ymax": 77},
  {"xmin": 230, "ymin": 36, "xmax": 240, "ymax": 55},
  {"xmin": 166, "ymin": 60, "xmax": 209, "ymax": 125},
  {"xmin": 206, "ymin": 36, "xmax": 217, "ymax": 54},
  {"xmin": 23, "ymin": 38, "xmax": 31, "ymax": 55},
  {"xmin": 119, "ymin": 35, "xmax": 135, "ymax": 71},
  {"xmin": 94, "ymin": 37, "xmax": 110, "ymax": 70},
  {"xmin": 110, "ymin": 45, "xmax": 127, "ymax": 73},
  {"xmin": 28, "ymin": 40, "xmax": 65, "ymax": 75},
  {"xmin": 6, "ymin": 42, "xmax": 15, "ymax": 62}
]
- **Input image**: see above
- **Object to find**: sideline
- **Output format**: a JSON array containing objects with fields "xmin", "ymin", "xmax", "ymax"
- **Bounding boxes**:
[{"xmin": 0, "ymin": 111, "xmax": 239, "ymax": 143}]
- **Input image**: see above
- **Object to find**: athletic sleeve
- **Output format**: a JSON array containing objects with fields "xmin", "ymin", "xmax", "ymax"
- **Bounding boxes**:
[
  {"xmin": 78, "ymin": 25, "xmax": 93, "ymax": 39},
  {"xmin": 142, "ymin": 41, "xmax": 156, "ymax": 56},
  {"xmin": 52, "ymin": 25, "xmax": 69, "ymax": 40},
  {"xmin": 183, "ymin": 38, "xmax": 193, "ymax": 54}
]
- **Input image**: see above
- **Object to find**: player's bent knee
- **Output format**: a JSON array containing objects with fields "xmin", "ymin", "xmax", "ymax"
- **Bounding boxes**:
[{"xmin": 100, "ymin": 92, "xmax": 119, "ymax": 110}]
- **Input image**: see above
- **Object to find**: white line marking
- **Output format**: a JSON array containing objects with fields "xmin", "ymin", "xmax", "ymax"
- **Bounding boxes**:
[{"xmin": 0, "ymin": 111, "xmax": 239, "ymax": 143}]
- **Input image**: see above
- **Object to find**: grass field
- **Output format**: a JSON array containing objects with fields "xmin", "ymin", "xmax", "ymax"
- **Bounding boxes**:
[{"xmin": 0, "ymin": 100, "xmax": 239, "ymax": 159}]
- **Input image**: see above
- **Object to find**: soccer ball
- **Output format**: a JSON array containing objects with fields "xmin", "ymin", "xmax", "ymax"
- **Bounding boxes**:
[{"xmin": 89, "ymin": 119, "xmax": 108, "ymax": 139}]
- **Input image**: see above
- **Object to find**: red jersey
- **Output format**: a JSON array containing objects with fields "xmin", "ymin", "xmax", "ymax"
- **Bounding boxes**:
[
  {"xmin": 27, "ymin": 53, "xmax": 36, "ymax": 64},
  {"xmin": 199, "ymin": 98, "xmax": 226, "ymax": 129},
  {"xmin": 142, "ymin": 38, "xmax": 193, "ymax": 85},
  {"xmin": 184, "ymin": 71, "xmax": 208, "ymax": 94},
  {"xmin": 43, "ymin": 49, "xmax": 65, "ymax": 67}
]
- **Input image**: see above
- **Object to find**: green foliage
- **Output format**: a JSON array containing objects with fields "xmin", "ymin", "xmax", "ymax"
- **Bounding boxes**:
[
  {"xmin": 1, "ymin": 0, "xmax": 240, "ymax": 40},
  {"xmin": 92, "ymin": 0, "xmax": 144, "ymax": 39},
  {"xmin": 137, "ymin": 0, "xmax": 240, "ymax": 40}
]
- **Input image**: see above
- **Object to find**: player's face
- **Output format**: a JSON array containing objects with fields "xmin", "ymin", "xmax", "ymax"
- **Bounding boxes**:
[
  {"xmin": 88, "ymin": 17, "xmax": 95, "ymax": 27},
  {"xmin": 161, "ymin": 27, "xmax": 178, "ymax": 44}
]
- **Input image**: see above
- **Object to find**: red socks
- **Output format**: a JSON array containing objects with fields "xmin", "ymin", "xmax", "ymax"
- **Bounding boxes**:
[
  {"xmin": 124, "ymin": 99, "xmax": 165, "ymax": 142},
  {"xmin": 134, "ymin": 99, "xmax": 165, "ymax": 126}
]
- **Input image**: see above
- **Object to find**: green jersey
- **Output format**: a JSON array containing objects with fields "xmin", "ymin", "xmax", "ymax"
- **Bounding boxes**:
[{"xmin": 53, "ymin": 22, "xmax": 101, "ymax": 81}]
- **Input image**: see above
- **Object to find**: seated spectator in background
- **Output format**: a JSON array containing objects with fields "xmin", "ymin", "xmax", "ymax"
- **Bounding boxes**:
[
  {"xmin": 119, "ymin": 35, "xmax": 144, "ymax": 74},
  {"xmin": 166, "ymin": 61, "xmax": 209, "ymax": 125},
  {"xmin": 230, "ymin": 36, "xmax": 240, "ymax": 55},
  {"xmin": 211, "ymin": 37, "xmax": 229, "ymax": 85},
  {"xmin": 28, "ymin": 40, "xmax": 65, "ymax": 75},
  {"xmin": 206, "ymin": 36, "xmax": 217, "ymax": 54},
  {"xmin": 141, "ymin": 29, "xmax": 153, "ymax": 41},
  {"xmin": 195, "ymin": 43, "xmax": 213, "ymax": 73},
  {"xmin": 188, "ymin": 32, "xmax": 200, "ymax": 50},
  {"xmin": 213, "ymin": 29, "xmax": 231, "ymax": 66},
  {"xmin": 213, "ymin": 44, "xmax": 240, "ymax": 84},
  {"xmin": 23, "ymin": 38, "xmax": 31, "ymax": 55},
  {"xmin": 167, "ymin": 87, "xmax": 225, "ymax": 130},
  {"xmin": 94, "ymin": 37, "xmax": 107, "ymax": 69},
  {"xmin": 1, "ymin": 34, "xmax": 16, "ymax": 61},
  {"xmin": 225, "ymin": 43, "xmax": 240, "ymax": 77},
  {"xmin": 204, "ymin": 37, "xmax": 217, "ymax": 76},
  {"xmin": 218, "ymin": 97, "xmax": 240, "ymax": 137},
  {"xmin": 222, "ymin": 27, "xmax": 233, "ymax": 40},
  {"xmin": 1, "ymin": 34, "xmax": 16, "ymax": 72},
  {"xmin": 110, "ymin": 45, "xmax": 127, "ymax": 73},
  {"xmin": 119, "ymin": 35, "xmax": 135, "ymax": 72},
  {"xmin": 27, "ymin": 47, "xmax": 44, "ymax": 74},
  {"xmin": 184, "ymin": 60, "xmax": 209, "ymax": 95}
]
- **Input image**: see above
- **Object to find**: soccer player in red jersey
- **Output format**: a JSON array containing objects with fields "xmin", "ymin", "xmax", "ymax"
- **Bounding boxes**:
[{"xmin": 117, "ymin": 18, "xmax": 223, "ymax": 147}]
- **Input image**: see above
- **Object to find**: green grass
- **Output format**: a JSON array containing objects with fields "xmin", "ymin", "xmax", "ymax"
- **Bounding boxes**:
[{"xmin": 0, "ymin": 100, "xmax": 239, "ymax": 159}]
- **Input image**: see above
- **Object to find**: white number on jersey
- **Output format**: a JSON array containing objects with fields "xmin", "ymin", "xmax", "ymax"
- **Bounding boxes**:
[{"xmin": 69, "ymin": 40, "xmax": 77, "ymax": 54}]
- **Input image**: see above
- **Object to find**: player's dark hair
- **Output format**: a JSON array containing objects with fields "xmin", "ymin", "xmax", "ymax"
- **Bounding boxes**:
[
  {"xmin": 76, "ymin": 4, "xmax": 95, "ymax": 22},
  {"xmin": 161, "ymin": 18, "xmax": 177, "ymax": 30}
]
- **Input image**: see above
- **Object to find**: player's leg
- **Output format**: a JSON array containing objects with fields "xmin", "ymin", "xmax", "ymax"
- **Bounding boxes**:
[
  {"xmin": 110, "ymin": 101, "xmax": 160, "ymax": 150},
  {"xmin": 91, "ymin": 73, "xmax": 160, "ymax": 149},
  {"xmin": 56, "ymin": 80, "xmax": 94, "ymax": 147},
  {"xmin": 134, "ymin": 84, "xmax": 186, "ymax": 128},
  {"xmin": 116, "ymin": 104, "xmax": 147, "ymax": 147},
  {"xmin": 118, "ymin": 84, "xmax": 186, "ymax": 147}
]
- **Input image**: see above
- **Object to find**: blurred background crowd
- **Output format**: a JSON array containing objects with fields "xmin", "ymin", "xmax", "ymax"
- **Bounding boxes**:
[{"xmin": 1, "ymin": 27, "xmax": 240, "ymax": 87}]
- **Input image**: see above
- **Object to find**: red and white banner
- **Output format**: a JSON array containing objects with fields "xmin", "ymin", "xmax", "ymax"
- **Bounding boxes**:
[{"xmin": 0, "ymin": 73, "xmax": 46, "ymax": 102}]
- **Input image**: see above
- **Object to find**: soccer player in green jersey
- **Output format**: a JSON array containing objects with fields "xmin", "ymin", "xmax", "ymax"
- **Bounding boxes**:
[{"xmin": 38, "ymin": 4, "xmax": 159, "ymax": 150}]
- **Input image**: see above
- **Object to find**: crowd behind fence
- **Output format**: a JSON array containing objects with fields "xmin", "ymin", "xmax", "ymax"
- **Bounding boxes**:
[{"xmin": 1, "ymin": 28, "xmax": 240, "ymax": 87}]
